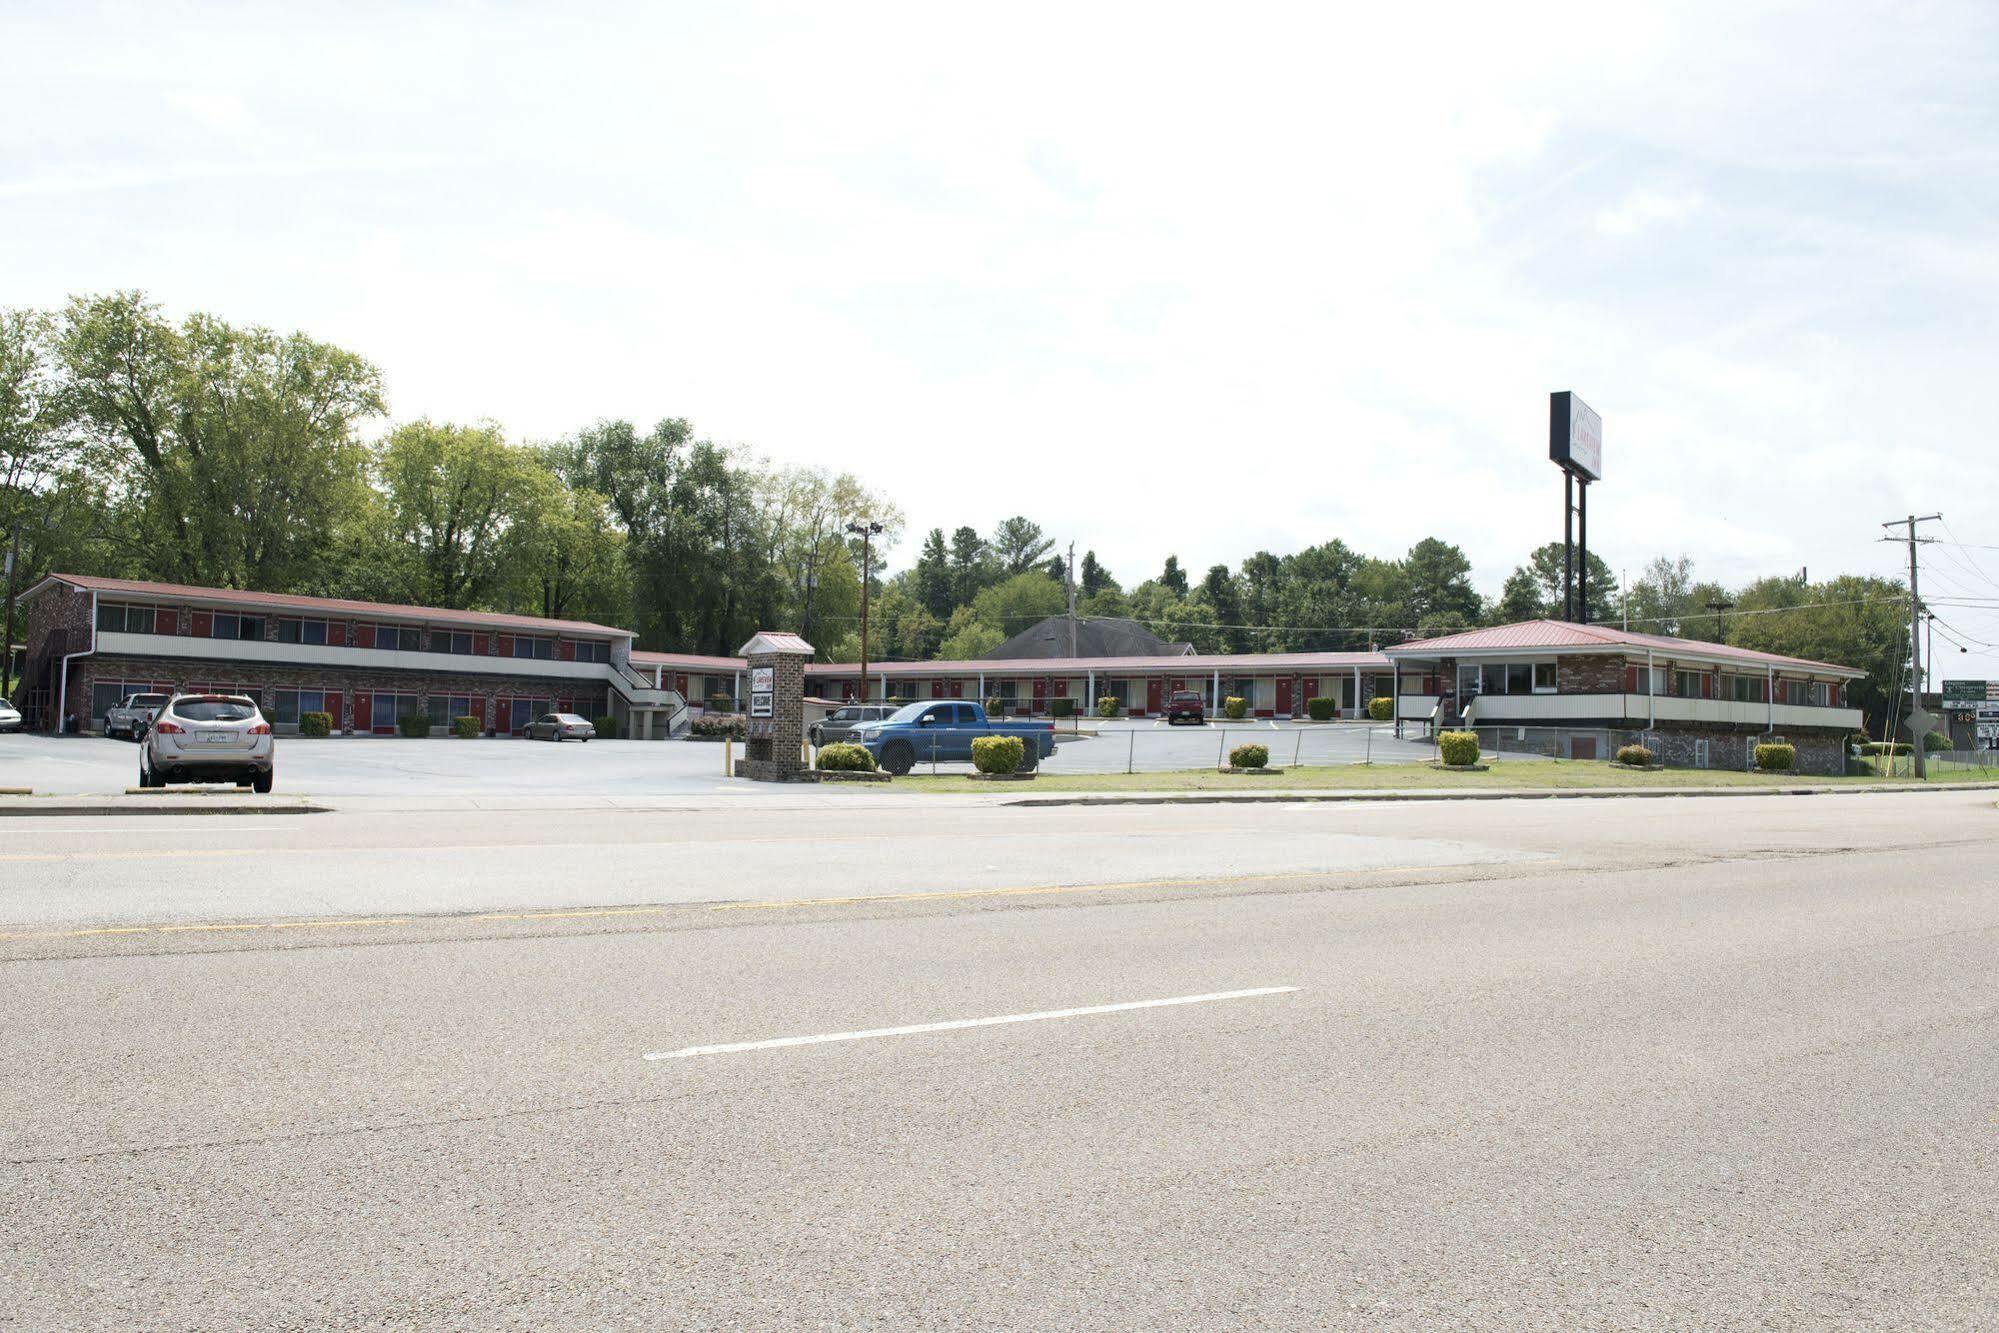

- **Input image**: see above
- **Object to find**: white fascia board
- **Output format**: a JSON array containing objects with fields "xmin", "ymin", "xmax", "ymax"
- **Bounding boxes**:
[
  {"xmin": 1385, "ymin": 642, "xmax": 1865, "ymax": 679},
  {"xmin": 93, "ymin": 632, "xmax": 613, "ymax": 682}
]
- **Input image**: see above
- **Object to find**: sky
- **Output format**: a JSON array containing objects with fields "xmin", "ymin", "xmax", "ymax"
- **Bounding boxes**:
[{"xmin": 5, "ymin": 1, "xmax": 1999, "ymax": 670}]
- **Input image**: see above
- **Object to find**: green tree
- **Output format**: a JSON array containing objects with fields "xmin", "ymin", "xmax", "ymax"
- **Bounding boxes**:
[
  {"xmin": 948, "ymin": 525, "xmax": 993, "ymax": 606},
  {"xmin": 57, "ymin": 291, "xmax": 383, "ymax": 591},
  {"xmin": 1624, "ymin": 555, "xmax": 1698, "ymax": 635},
  {"xmin": 375, "ymin": 420, "xmax": 544, "ymax": 609},
  {"xmin": 1201, "ymin": 563, "xmax": 1245, "ymax": 650},
  {"xmin": 936, "ymin": 605, "xmax": 1005, "ymax": 659},
  {"xmin": 1514, "ymin": 542, "xmax": 1618, "ymax": 623},
  {"xmin": 1159, "ymin": 555, "xmax": 1188, "ymax": 597},
  {"xmin": 1493, "ymin": 567, "xmax": 1546, "ymax": 623},
  {"xmin": 1730, "ymin": 574, "xmax": 1907, "ymax": 729},
  {"xmin": 1400, "ymin": 537, "xmax": 1482, "ymax": 632},
  {"xmin": 912, "ymin": 527, "xmax": 953, "ymax": 617},
  {"xmin": 990, "ymin": 516, "xmax": 1054, "ymax": 576},
  {"xmin": 1079, "ymin": 550, "xmax": 1118, "ymax": 597}
]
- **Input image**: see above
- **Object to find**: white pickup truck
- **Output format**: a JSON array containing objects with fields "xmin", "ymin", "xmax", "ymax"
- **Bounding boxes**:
[{"xmin": 104, "ymin": 691, "xmax": 170, "ymax": 740}]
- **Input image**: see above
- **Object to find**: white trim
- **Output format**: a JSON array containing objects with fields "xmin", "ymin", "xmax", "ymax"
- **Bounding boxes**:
[
  {"xmin": 93, "ymin": 632, "xmax": 611, "ymax": 682},
  {"xmin": 1384, "ymin": 642, "xmax": 1865, "ymax": 679}
]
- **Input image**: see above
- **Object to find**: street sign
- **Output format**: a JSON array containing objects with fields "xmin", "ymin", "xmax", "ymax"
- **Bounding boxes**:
[{"xmin": 1907, "ymin": 706, "xmax": 1937, "ymax": 737}]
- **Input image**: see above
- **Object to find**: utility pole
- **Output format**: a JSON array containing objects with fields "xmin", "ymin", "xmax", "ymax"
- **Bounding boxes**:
[
  {"xmin": 1704, "ymin": 595, "xmax": 1735, "ymax": 639},
  {"xmin": 1881, "ymin": 513, "xmax": 1941, "ymax": 778},
  {"xmin": 1065, "ymin": 542, "xmax": 1078, "ymax": 658},
  {"xmin": 1, "ymin": 526, "xmax": 20, "ymax": 703},
  {"xmin": 846, "ymin": 519, "xmax": 884, "ymax": 703}
]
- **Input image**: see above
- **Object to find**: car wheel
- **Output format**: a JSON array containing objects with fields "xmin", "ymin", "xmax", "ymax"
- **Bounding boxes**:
[
  {"xmin": 138, "ymin": 754, "xmax": 156, "ymax": 788},
  {"xmin": 880, "ymin": 741, "xmax": 915, "ymax": 777},
  {"xmin": 1019, "ymin": 746, "xmax": 1040, "ymax": 772},
  {"xmin": 253, "ymin": 771, "xmax": 273, "ymax": 794}
]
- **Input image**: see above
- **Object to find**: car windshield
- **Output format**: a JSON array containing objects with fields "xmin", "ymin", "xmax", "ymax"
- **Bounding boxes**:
[
  {"xmin": 174, "ymin": 698, "xmax": 259, "ymax": 722},
  {"xmin": 885, "ymin": 702, "xmax": 935, "ymax": 725}
]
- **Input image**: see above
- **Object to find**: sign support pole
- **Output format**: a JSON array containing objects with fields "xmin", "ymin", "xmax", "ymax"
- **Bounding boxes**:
[{"xmin": 1563, "ymin": 471, "xmax": 1574, "ymax": 621}]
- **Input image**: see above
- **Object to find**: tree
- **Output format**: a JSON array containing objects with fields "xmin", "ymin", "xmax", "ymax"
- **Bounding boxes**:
[
  {"xmin": 374, "ymin": 420, "xmax": 545, "ymax": 610},
  {"xmin": 504, "ymin": 460, "xmax": 629, "ymax": 625},
  {"xmin": 936, "ymin": 605, "xmax": 1005, "ymax": 660},
  {"xmin": 1494, "ymin": 567, "xmax": 1546, "ymax": 623},
  {"xmin": 989, "ymin": 516, "xmax": 1054, "ymax": 577},
  {"xmin": 1159, "ymin": 555, "xmax": 1189, "ymax": 597},
  {"xmin": 1079, "ymin": 550, "xmax": 1118, "ymax": 597},
  {"xmin": 1514, "ymin": 542, "xmax": 1619, "ymax": 623},
  {"xmin": 948, "ymin": 526, "xmax": 993, "ymax": 606},
  {"xmin": 1624, "ymin": 555, "xmax": 1698, "ymax": 635},
  {"xmin": 57, "ymin": 291, "xmax": 383, "ymax": 591},
  {"xmin": 1400, "ymin": 538, "xmax": 1482, "ymax": 632},
  {"xmin": 1730, "ymin": 574, "xmax": 1906, "ymax": 730},
  {"xmin": 1201, "ymin": 564, "xmax": 1245, "ymax": 651},
  {"xmin": 912, "ymin": 528, "xmax": 953, "ymax": 617}
]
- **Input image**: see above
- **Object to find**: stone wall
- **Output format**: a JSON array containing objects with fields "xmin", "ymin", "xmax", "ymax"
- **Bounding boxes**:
[
  {"xmin": 1559, "ymin": 654, "xmax": 1625, "ymax": 694},
  {"xmin": 735, "ymin": 650, "xmax": 810, "ymax": 781}
]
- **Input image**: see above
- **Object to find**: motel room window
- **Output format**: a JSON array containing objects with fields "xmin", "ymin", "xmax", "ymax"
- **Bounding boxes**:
[
  {"xmin": 372, "ymin": 694, "xmax": 421, "ymax": 728},
  {"xmin": 273, "ymin": 690, "xmax": 328, "ymax": 726},
  {"xmin": 1673, "ymin": 669, "xmax": 1704, "ymax": 698},
  {"xmin": 573, "ymin": 641, "xmax": 608, "ymax": 664},
  {"xmin": 1505, "ymin": 663, "xmax": 1534, "ymax": 694},
  {"xmin": 427, "ymin": 695, "xmax": 475, "ymax": 727},
  {"xmin": 1457, "ymin": 665, "xmax": 1482, "ymax": 699},
  {"xmin": 1532, "ymin": 662, "xmax": 1558, "ymax": 693},
  {"xmin": 96, "ymin": 603, "xmax": 158, "ymax": 634},
  {"xmin": 211, "ymin": 614, "xmax": 238, "ymax": 640},
  {"xmin": 1633, "ymin": 666, "xmax": 1668, "ymax": 695},
  {"xmin": 373, "ymin": 625, "xmax": 403, "ymax": 651},
  {"xmin": 1728, "ymin": 674, "xmax": 1767, "ymax": 703},
  {"xmin": 513, "ymin": 635, "xmax": 555, "ymax": 659},
  {"xmin": 429, "ymin": 631, "xmax": 473, "ymax": 655}
]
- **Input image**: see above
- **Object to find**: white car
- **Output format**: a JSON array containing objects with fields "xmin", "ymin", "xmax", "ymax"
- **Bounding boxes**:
[
  {"xmin": 139, "ymin": 694, "xmax": 275, "ymax": 792},
  {"xmin": 0, "ymin": 698, "xmax": 21, "ymax": 732}
]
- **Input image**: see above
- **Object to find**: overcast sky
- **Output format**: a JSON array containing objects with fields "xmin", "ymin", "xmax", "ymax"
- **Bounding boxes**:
[{"xmin": 6, "ymin": 2, "xmax": 1999, "ymax": 668}]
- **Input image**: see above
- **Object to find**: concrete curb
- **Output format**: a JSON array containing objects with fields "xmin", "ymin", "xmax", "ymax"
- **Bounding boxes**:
[
  {"xmin": 1003, "ymin": 782, "xmax": 1999, "ymax": 808},
  {"xmin": 0, "ymin": 799, "xmax": 329, "ymax": 817}
]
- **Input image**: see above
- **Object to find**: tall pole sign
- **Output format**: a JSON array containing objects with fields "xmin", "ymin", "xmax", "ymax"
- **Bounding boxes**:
[{"xmin": 1549, "ymin": 392, "xmax": 1603, "ymax": 624}]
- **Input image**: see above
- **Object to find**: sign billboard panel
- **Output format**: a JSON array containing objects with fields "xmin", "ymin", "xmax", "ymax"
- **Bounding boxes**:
[
  {"xmin": 750, "ymin": 692, "xmax": 773, "ymax": 718},
  {"xmin": 1942, "ymin": 679, "xmax": 1995, "ymax": 703},
  {"xmin": 1549, "ymin": 391, "xmax": 1603, "ymax": 481},
  {"xmin": 750, "ymin": 666, "xmax": 774, "ymax": 694}
]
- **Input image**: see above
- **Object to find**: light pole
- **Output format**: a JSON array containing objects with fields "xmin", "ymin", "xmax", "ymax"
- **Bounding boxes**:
[
  {"xmin": 846, "ymin": 520, "xmax": 884, "ymax": 703},
  {"xmin": 1704, "ymin": 596, "xmax": 1735, "ymax": 639}
]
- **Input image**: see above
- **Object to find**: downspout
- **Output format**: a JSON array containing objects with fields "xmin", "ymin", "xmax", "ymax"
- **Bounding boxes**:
[
  {"xmin": 56, "ymin": 586, "xmax": 99, "ymax": 735},
  {"xmin": 1212, "ymin": 668, "xmax": 1220, "ymax": 711},
  {"xmin": 1766, "ymin": 666, "xmax": 1774, "ymax": 733},
  {"xmin": 1646, "ymin": 648, "xmax": 1655, "ymax": 730},
  {"xmin": 1353, "ymin": 664, "xmax": 1361, "ymax": 719}
]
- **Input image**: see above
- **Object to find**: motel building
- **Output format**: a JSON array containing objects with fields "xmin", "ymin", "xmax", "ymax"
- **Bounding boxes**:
[
  {"xmin": 14, "ymin": 575, "xmax": 1866, "ymax": 774},
  {"xmin": 1381, "ymin": 619, "xmax": 1866, "ymax": 775},
  {"xmin": 14, "ymin": 574, "xmax": 690, "ymax": 739}
]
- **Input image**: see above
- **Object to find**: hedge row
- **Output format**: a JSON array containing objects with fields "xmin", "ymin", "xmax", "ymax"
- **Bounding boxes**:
[
  {"xmin": 1438, "ymin": 730, "xmax": 1480, "ymax": 767},
  {"xmin": 816, "ymin": 742, "xmax": 876, "ymax": 772}
]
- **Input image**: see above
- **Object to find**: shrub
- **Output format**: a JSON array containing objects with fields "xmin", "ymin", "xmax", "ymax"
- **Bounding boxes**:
[
  {"xmin": 1367, "ymin": 696, "xmax": 1393, "ymax": 722},
  {"xmin": 1616, "ymin": 744, "xmax": 1655, "ymax": 767},
  {"xmin": 1223, "ymin": 696, "xmax": 1248, "ymax": 720},
  {"xmin": 1861, "ymin": 741, "xmax": 1911, "ymax": 756},
  {"xmin": 1755, "ymin": 742, "xmax": 1796, "ymax": 771},
  {"xmin": 1097, "ymin": 695, "xmax": 1122, "ymax": 718},
  {"xmin": 592, "ymin": 714, "xmax": 618, "ymax": 739},
  {"xmin": 986, "ymin": 697, "xmax": 1006, "ymax": 716},
  {"xmin": 706, "ymin": 692, "xmax": 733, "ymax": 713},
  {"xmin": 297, "ymin": 711, "xmax": 332, "ymax": 738},
  {"xmin": 1438, "ymin": 730, "xmax": 1480, "ymax": 767},
  {"xmin": 691, "ymin": 713, "xmax": 746, "ymax": 739},
  {"xmin": 1305, "ymin": 696, "xmax": 1336, "ymax": 722},
  {"xmin": 396, "ymin": 713, "xmax": 430, "ymax": 738},
  {"xmin": 452, "ymin": 714, "xmax": 479, "ymax": 739},
  {"xmin": 1051, "ymin": 697, "xmax": 1075, "ymax": 718},
  {"xmin": 971, "ymin": 734, "xmax": 1025, "ymax": 774},
  {"xmin": 1229, "ymin": 743, "xmax": 1269, "ymax": 770},
  {"xmin": 816, "ymin": 742, "xmax": 876, "ymax": 772},
  {"xmin": 1922, "ymin": 730, "xmax": 1950, "ymax": 752}
]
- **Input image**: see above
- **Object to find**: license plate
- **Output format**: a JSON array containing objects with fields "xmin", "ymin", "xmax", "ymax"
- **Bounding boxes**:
[{"xmin": 197, "ymin": 731, "xmax": 235, "ymax": 744}]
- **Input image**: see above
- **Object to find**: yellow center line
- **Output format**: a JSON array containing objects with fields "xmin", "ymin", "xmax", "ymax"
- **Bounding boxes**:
[{"xmin": 0, "ymin": 864, "xmax": 1471, "ymax": 942}]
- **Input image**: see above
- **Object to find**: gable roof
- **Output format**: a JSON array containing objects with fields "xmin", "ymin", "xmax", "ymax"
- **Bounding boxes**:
[
  {"xmin": 1383, "ymin": 618, "xmax": 1863, "ymax": 676},
  {"xmin": 983, "ymin": 615, "xmax": 1194, "ymax": 660},
  {"xmin": 30, "ymin": 573, "xmax": 632, "ymax": 639},
  {"xmin": 737, "ymin": 631, "xmax": 815, "ymax": 656}
]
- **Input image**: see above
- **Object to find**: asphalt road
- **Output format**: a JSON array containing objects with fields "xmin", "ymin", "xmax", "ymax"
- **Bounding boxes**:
[{"xmin": 3, "ymin": 791, "xmax": 1995, "ymax": 1328}]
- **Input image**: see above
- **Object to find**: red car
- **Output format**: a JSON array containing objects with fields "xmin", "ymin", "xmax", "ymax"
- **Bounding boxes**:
[{"xmin": 1165, "ymin": 690, "xmax": 1207, "ymax": 725}]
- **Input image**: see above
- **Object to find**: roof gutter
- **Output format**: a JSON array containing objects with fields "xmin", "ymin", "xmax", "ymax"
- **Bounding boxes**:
[{"xmin": 55, "ymin": 585, "xmax": 97, "ymax": 734}]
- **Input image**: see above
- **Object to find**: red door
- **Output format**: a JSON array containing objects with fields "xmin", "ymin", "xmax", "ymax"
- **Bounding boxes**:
[
  {"xmin": 356, "ymin": 623, "xmax": 376, "ymax": 649},
  {"xmin": 1032, "ymin": 678, "xmax": 1047, "ymax": 713},
  {"xmin": 1146, "ymin": 679, "xmax": 1163, "ymax": 715},
  {"xmin": 1300, "ymin": 677, "xmax": 1318, "ymax": 711},
  {"xmin": 495, "ymin": 699, "xmax": 513, "ymax": 733},
  {"xmin": 322, "ymin": 693, "xmax": 343, "ymax": 732},
  {"xmin": 192, "ymin": 610, "xmax": 212, "ymax": 638},
  {"xmin": 1275, "ymin": 678, "xmax": 1292, "ymax": 716},
  {"xmin": 471, "ymin": 697, "xmax": 488, "ymax": 730},
  {"xmin": 674, "ymin": 674, "xmax": 689, "ymax": 698},
  {"xmin": 949, "ymin": 679, "xmax": 963, "ymax": 698},
  {"xmin": 932, "ymin": 680, "xmax": 945, "ymax": 699},
  {"xmin": 351, "ymin": 691, "xmax": 372, "ymax": 735}
]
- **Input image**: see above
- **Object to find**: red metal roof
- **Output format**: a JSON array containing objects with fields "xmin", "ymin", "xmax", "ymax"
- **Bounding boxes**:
[
  {"xmin": 1384, "ymin": 618, "xmax": 1862, "ymax": 675},
  {"xmin": 39, "ymin": 573, "xmax": 632, "ymax": 639}
]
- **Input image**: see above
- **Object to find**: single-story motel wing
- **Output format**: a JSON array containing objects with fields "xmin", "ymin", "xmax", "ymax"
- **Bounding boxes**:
[{"xmin": 17, "ymin": 576, "xmax": 1864, "ymax": 773}]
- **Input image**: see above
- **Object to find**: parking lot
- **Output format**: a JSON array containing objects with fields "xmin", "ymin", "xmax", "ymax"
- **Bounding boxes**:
[{"xmin": 0, "ymin": 721, "xmax": 1463, "ymax": 796}]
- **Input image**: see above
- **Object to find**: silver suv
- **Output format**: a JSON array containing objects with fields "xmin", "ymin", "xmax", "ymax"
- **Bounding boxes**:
[
  {"xmin": 139, "ymin": 695, "xmax": 275, "ymax": 792},
  {"xmin": 106, "ymin": 692, "xmax": 170, "ymax": 740},
  {"xmin": 808, "ymin": 703, "xmax": 896, "ymax": 747}
]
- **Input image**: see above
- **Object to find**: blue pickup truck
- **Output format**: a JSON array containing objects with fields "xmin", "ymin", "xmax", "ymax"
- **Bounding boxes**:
[{"xmin": 850, "ymin": 701, "xmax": 1057, "ymax": 775}]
